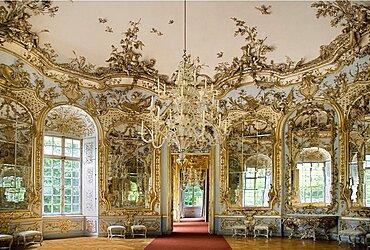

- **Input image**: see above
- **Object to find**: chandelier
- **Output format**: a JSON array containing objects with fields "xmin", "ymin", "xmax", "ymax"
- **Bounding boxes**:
[
  {"xmin": 181, "ymin": 159, "xmax": 206, "ymax": 190},
  {"xmin": 139, "ymin": 0, "xmax": 224, "ymax": 165}
]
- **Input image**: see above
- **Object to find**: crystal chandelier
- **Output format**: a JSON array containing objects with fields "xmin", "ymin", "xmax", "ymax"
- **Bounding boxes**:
[
  {"xmin": 139, "ymin": 0, "xmax": 222, "ymax": 165},
  {"xmin": 181, "ymin": 159, "xmax": 206, "ymax": 190},
  {"xmin": 140, "ymin": 54, "xmax": 217, "ymax": 164}
]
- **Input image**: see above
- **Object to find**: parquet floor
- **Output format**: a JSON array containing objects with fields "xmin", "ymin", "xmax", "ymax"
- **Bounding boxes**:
[{"xmin": 10, "ymin": 236, "xmax": 367, "ymax": 250}]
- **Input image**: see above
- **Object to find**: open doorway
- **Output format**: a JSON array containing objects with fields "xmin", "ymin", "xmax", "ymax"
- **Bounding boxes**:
[{"xmin": 171, "ymin": 154, "xmax": 210, "ymax": 232}]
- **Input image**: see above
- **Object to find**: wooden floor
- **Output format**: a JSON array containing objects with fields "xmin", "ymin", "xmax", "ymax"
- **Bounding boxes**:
[{"xmin": 10, "ymin": 236, "xmax": 367, "ymax": 250}]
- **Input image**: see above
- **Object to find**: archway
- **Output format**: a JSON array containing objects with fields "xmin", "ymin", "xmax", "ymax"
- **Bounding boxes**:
[{"xmin": 42, "ymin": 105, "xmax": 98, "ymax": 233}]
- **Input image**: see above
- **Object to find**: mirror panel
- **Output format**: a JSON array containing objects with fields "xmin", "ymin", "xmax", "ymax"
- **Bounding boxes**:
[
  {"xmin": 285, "ymin": 103, "xmax": 337, "ymax": 213},
  {"xmin": 348, "ymin": 94, "xmax": 370, "ymax": 207},
  {"xmin": 0, "ymin": 96, "xmax": 32, "ymax": 210},
  {"xmin": 106, "ymin": 123, "xmax": 152, "ymax": 208},
  {"xmin": 227, "ymin": 119, "xmax": 273, "ymax": 208}
]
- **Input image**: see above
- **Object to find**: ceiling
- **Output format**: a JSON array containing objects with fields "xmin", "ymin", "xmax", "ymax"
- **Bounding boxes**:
[{"xmin": 27, "ymin": 0, "xmax": 344, "ymax": 79}]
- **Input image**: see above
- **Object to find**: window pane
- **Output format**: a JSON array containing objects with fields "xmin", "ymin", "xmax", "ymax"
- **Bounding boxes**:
[
  {"xmin": 72, "ymin": 179, "xmax": 79, "ymax": 186},
  {"xmin": 53, "ymin": 196, "xmax": 60, "ymax": 204},
  {"xmin": 73, "ymin": 140, "xmax": 80, "ymax": 149},
  {"xmin": 44, "ymin": 136, "xmax": 53, "ymax": 146},
  {"xmin": 72, "ymin": 189, "xmax": 79, "ymax": 195},
  {"xmin": 44, "ymin": 205, "xmax": 52, "ymax": 213},
  {"xmin": 44, "ymin": 168, "xmax": 52, "ymax": 177},
  {"xmin": 72, "ymin": 205, "xmax": 80, "ymax": 213},
  {"xmin": 65, "ymin": 178, "xmax": 71, "ymax": 186},
  {"xmin": 43, "ymin": 196, "xmax": 52, "ymax": 204},
  {"xmin": 54, "ymin": 137, "xmax": 62, "ymax": 146},
  {"xmin": 53, "ymin": 146, "xmax": 61, "ymax": 155},
  {"xmin": 65, "ymin": 205, "xmax": 71, "ymax": 213},
  {"xmin": 65, "ymin": 147, "xmax": 72, "ymax": 157},
  {"xmin": 65, "ymin": 196, "xmax": 71, "ymax": 204},
  {"xmin": 65, "ymin": 139, "xmax": 73, "ymax": 148},
  {"xmin": 72, "ymin": 196, "xmax": 79, "ymax": 203},
  {"xmin": 44, "ymin": 146, "xmax": 53, "ymax": 155},
  {"xmin": 43, "ymin": 178, "xmax": 52, "ymax": 186},
  {"xmin": 53, "ymin": 205, "xmax": 61, "ymax": 213}
]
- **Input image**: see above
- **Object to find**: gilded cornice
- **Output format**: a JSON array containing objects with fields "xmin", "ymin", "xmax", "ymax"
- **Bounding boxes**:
[{"xmin": 0, "ymin": 1, "xmax": 369, "ymax": 98}]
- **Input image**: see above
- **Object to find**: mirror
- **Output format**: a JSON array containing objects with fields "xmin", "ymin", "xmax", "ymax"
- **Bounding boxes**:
[
  {"xmin": 293, "ymin": 147, "xmax": 332, "ymax": 206},
  {"xmin": 348, "ymin": 94, "xmax": 370, "ymax": 207},
  {"xmin": 227, "ymin": 119, "xmax": 273, "ymax": 207},
  {"xmin": 285, "ymin": 103, "xmax": 336, "ymax": 212},
  {"xmin": 0, "ymin": 96, "xmax": 32, "ymax": 210},
  {"xmin": 107, "ymin": 123, "xmax": 152, "ymax": 208}
]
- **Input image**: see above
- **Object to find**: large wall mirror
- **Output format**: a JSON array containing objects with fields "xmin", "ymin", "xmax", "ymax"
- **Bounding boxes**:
[
  {"xmin": 226, "ymin": 119, "xmax": 274, "ymax": 208},
  {"xmin": 285, "ymin": 103, "xmax": 338, "ymax": 213},
  {"xmin": 348, "ymin": 94, "xmax": 370, "ymax": 208},
  {"xmin": 106, "ymin": 122, "xmax": 153, "ymax": 209},
  {"xmin": 0, "ymin": 96, "xmax": 32, "ymax": 210}
]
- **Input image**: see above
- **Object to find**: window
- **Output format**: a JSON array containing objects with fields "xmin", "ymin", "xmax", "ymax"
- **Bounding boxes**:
[
  {"xmin": 183, "ymin": 183, "xmax": 203, "ymax": 207},
  {"xmin": 43, "ymin": 136, "xmax": 81, "ymax": 215},
  {"xmin": 297, "ymin": 162, "xmax": 327, "ymax": 203},
  {"xmin": 242, "ymin": 167, "xmax": 270, "ymax": 206},
  {"xmin": 1, "ymin": 170, "xmax": 26, "ymax": 203},
  {"xmin": 364, "ymin": 155, "xmax": 370, "ymax": 206}
]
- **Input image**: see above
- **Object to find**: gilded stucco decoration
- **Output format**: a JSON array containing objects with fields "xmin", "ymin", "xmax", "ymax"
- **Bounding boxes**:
[
  {"xmin": 0, "ymin": 0, "xmax": 369, "ymax": 237},
  {"xmin": 284, "ymin": 103, "xmax": 339, "ymax": 214},
  {"xmin": 102, "ymin": 120, "xmax": 160, "ymax": 216},
  {"xmin": 0, "ymin": 0, "xmax": 58, "ymax": 48},
  {"xmin": 344, "ymin": 91, "xmax": 370, "ymax": 216},
  {"xmin": 43, "ymin": 218, "xmax": 83, "ymax": 234},
  {"xmin": 44, "ymin": 105, "xmax": 95, "ymax": 138},
  {"xmin": 221, "ymin": 113, "xmax": 278, "ymax": 215}
]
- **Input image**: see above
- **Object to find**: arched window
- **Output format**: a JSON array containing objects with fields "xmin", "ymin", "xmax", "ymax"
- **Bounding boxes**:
[{"xmin": 42, "ymin": 105, "xmax": 97, "ymax": 215}]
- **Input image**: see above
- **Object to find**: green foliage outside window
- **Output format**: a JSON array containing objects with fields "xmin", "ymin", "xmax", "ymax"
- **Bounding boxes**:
[
  {"xmin": 2, "ymin": 176, "xmax": 26, "ymax": 202},
  {"xmin": 183, "ymin": 183, "xmax": 203, "ymax": 207}
]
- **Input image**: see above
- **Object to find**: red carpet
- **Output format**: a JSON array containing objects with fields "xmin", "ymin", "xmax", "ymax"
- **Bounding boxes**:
[{"xmin": 145, "ymin": 220, "xmax": 231, "ymax": 250}]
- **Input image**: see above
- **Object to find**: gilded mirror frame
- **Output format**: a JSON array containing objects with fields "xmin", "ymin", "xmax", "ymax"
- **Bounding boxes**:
[
  {"xmin": 220, "ymin": 112, "xmax": 278, "ymax": 214},
  {"xmin": 284, "ymin": 102, "xmax": 339, "ymax": 214},
  {"xmin": 345, "ymin": 92, "xmax": 370, "ymax": 215},
  {"xmin": 0, "ymin": 94, "xmax": 36, "ymax": 220},
  {"xmin": 103, "ymin": 119, "xmax": 160, "ymax": 215}
]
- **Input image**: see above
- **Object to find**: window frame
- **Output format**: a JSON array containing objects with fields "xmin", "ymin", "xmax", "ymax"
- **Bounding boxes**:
[
  {"xmin": 242, "ymin": 167, "xmax": 269, "ymax": 207},
  {"xmin": 42, "ymin": 135, "xmax": 82, "ymax": 215}
]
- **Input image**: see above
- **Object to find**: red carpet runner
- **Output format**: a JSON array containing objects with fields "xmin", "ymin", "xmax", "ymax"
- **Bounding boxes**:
[{"xmin": 145, "ymin": 219, "xmax": 231, "ymax": 250}]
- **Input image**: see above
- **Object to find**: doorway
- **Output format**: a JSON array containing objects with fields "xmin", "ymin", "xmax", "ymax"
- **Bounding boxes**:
[{"xmin": 171, "ymin": 154, "xmax": 212, "ymax": 232}]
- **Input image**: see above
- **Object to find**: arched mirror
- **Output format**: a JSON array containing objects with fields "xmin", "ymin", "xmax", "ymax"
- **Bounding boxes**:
[
  {"xmin": 107, "ymin": 123, "xmax": 152, "ymax": 209},
  {"xmin": 285, "ymin": 103, "xmax": 337, "ymax": 213},
  {"xmin": 0, "ymin": 96, "xmax": 32, "ymax": 210},
  {"xmin": 348, "ymin": 94, "xmax": 370, "ymax": 208},
  {"xmin": 227, "ymin": 119, "xmax": 274, "ymax": 208}
]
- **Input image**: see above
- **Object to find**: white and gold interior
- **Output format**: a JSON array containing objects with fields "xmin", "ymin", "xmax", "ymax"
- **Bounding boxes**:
[{"xmin": 0, "ymin": 0, "xmax": 370, "ymax": 242}]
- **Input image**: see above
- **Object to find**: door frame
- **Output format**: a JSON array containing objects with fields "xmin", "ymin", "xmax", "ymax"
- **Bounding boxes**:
[{"xmin": 167, "ymin": 148, "xmax": 215, "ymax": 234}]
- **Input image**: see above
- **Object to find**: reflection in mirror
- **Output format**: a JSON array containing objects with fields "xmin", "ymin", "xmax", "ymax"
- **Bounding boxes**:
[
  {"xmin": 0, "ymin": 96, "xmax": 31, "ymax": 210},
  {"xmin": 294, "ymin": 147, "xmax": 331, "ymax": 205},
  {"xmin": 107, "ymin": 123, "xmax": 152, "ymax": 208},
  {"xmin": 285, "ymin": 103, "xmax": 336, "ymax": 211},
  {"xmin": 227, "ymin": 120, "xmax": 273, "ymax": 207},
  {"xmin": 348, "ymin": 94, "xmax": 370, "ymax": 207}
]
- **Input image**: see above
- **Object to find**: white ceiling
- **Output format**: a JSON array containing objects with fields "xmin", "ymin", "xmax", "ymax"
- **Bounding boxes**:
[{"xmin": 29, "ymin": 1, "xmax": 342, "ymax": 78}]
